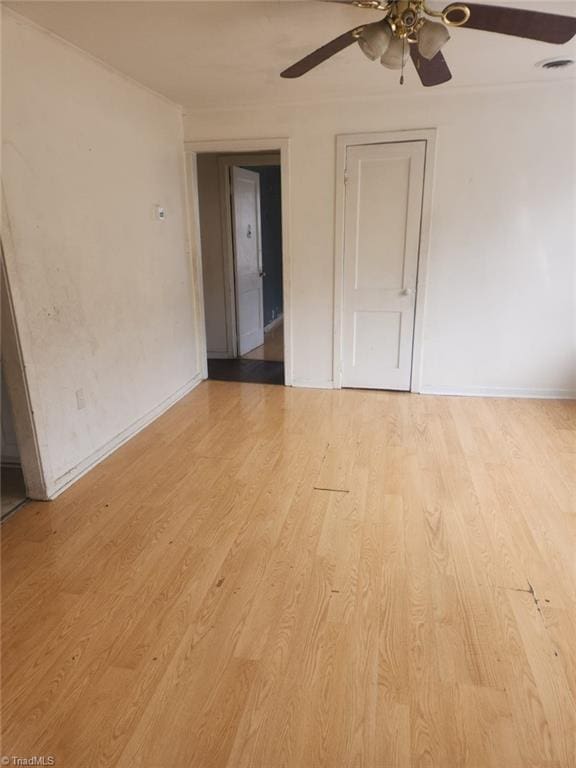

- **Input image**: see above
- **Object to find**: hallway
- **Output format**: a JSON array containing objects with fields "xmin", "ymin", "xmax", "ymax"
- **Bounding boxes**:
[{"xmin": 242, "ymin": 319, "xmax": 284, "ymax": 363}]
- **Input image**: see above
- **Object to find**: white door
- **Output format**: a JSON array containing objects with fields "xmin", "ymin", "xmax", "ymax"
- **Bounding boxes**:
[
  {"xmin": 231, "ymin": 167, "xmax": 264, "ymax": 356},
  {"xmin": 341, "ymin": 141, "xmax": 425, "ymax": 390}
]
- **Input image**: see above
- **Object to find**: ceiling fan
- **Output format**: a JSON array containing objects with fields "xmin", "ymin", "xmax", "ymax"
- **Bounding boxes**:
[{"xmin": 280, "ymin": 1, "xmax": 576, "ymax": 86}]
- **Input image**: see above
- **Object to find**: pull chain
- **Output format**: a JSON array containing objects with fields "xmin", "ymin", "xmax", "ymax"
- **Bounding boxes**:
[{"xmin": 400, "ymin": 38, "xmax": 406, "ymax": 85}]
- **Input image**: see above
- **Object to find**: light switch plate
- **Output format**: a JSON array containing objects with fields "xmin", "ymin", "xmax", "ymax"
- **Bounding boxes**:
[{"xmin": 153, "ymin": 205, "xmax": 167, "ymax": 221}]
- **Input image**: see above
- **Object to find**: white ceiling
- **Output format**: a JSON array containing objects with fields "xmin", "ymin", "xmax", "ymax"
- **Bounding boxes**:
[{"xmin": 6, "ymin": 1, "xmax": 576, "ymax": 108}]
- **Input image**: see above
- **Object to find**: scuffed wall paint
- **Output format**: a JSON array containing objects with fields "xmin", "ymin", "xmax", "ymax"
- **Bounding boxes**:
[{"xmin": 2, "ymin": 11, "xmax": 203, "ymax": 496}]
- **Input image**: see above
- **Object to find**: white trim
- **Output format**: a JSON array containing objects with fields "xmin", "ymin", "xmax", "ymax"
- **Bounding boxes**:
[
  {"xmin": 46, "ymin": 373, "xmax": 203, "ymax": 499},
  {"xmin": 1, "ymin": 212, "xmax": 49, "ymax": 500},
  {"xmin": 185, "ymin": 139, "xmax": 286, "ymax": 155},
  {"xmin": 226, "ymin": 154, "xmax": 282, "ymax": 168},
  {"xmin": 184, "ymin": 138, "xmax": 293, "ymax": 386},
  {"xmin": 183, "ymin": 151, "xmax": 209, "ymax": 381},
  {"xmin": 419, "ymin": 385, "xmax": 576, "ymax": 400},
  {"xmin": 333, "ymin": 129, "xmax": 437, "ymax": 393},
  {"xmin": 291, "ymin": 378, "xmax": 336, "ymax": 390}
]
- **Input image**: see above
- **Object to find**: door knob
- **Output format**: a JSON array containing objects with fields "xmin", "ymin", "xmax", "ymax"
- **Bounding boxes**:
[
  {"xmin": 401, "ymin": 288, "xmax": 414, "ymax": 296},
  {"xmin": 259, "ymin": 271, "xmax": 266, "ymax": 278}
]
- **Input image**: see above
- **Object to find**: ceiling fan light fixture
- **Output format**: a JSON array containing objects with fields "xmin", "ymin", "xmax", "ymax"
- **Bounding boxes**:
[
  {"xmin": 417, "ymin": 19, "xmax": 451, "ymax": 60},
  {"xmin": 380, "ymin": 36, "xmax": 410, "ymax": 70},
  {"xmin": 357, "ymin": 20, "xmax": 392, "ymax": 61},
  {"xmin": 280, "ymin": 1, "xmax": 576, "ymax": 86}
]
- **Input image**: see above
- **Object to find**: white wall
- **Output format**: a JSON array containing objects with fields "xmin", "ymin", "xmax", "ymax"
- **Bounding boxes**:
[
  {"xmin": 2, "ymin": 11, "xmax": 203, "ymax": 498},
  {"xmin": 184, "ymin": 83, "xmax": 576, "ymax": 396}
]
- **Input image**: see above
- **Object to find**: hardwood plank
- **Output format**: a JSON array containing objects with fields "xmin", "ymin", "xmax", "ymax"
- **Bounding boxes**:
[{"xmin": 2, "ymin": 383, "xmax": 575, "ymax": 767}]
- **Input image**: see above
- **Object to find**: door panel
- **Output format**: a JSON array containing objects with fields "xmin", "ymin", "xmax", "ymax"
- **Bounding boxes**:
[
  {"xmin": 231, "ymin": 167, "xmax": 264, "ymax": 356},
  {"xmin": 353, "ymin": 311, "xmax": 403, "ymax": 370},
  {"xmin": 341, "ymin": 141, "xmax": 426, "ymax": 390}
]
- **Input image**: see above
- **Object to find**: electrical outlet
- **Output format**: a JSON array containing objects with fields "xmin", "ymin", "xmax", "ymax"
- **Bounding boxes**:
[{"xmin": 76, "ymin": 388, "xmax": 86, "ymax": 410}]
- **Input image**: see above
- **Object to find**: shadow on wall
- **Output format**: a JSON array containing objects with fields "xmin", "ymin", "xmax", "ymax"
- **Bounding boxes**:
[{"xmin": 244, "ymin": 165, "xmax": 283, "ymax": 327}]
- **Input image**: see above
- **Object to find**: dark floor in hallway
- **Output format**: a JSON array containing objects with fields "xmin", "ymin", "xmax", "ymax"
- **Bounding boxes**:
[{"xmin": 208, "ymin": 358, "xmax": 284, "ymax": 385}]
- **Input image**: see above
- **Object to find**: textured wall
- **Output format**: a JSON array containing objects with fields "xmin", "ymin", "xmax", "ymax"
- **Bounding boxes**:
[{"xmin": 3, "ymin": 11, "xmax": 203, "ymax": 496}]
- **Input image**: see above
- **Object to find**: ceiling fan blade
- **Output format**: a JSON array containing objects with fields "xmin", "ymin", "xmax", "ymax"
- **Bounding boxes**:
[
  {"xmin": 410, "ymin": 45, "xmax": 452, "ymax": 86},
  {"xmin": 281, "ymin": 27, "xmax": 361, "ymax": 78},
  {"xmin": 462, "ymin": 4, "xmax": 576, "ymax": 44}
]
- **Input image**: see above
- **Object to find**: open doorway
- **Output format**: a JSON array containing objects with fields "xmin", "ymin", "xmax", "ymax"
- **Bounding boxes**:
[
  {"xmin": 1, "ymin": 370, "xmax": 27, "ymax": 519},
  {"xmin": 196, "ymin": 152, "xmax": 285, "ymax": 385},
  {"xmin": 1, "ymin": 248, "xmax": 47, "ymax": 504}
]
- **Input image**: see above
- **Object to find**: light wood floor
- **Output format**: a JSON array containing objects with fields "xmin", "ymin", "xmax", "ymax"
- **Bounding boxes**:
[
  {"xmin": 242, "ymin": 319, "xmax": 284, "ymax": 362},
  {"xmin": 2, "ymin": 382, "xmax": 575, "ymax": 767}
]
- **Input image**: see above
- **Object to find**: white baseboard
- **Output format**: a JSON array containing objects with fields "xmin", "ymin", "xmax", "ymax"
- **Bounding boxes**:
[
  {"xmin": 291, "ymin": 378, "xmax": 335, "ymax": 390},
  {"xmin": 46, "ymin": 373, "xmax": 204, "ymax": 499},
  {"xmin": 418, "ymin": 384, "xmax": 576, "ymax": 400},
  {"xmin": 264, "ymin": 314, "xmax": 283, "ymax": 333}
]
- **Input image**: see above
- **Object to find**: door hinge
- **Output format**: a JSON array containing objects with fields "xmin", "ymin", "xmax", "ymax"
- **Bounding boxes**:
[{"xmin": 344, "ymin": 168, "xmax": 349, "ymax": 185}]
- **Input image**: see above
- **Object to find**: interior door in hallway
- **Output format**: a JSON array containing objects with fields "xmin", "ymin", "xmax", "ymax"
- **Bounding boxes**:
[
  {"xmin": 341, "ymin": 141, "xmax": 425, "ymax": 390},
  {"xmin": 231, "ymin": 166, "xmax": 264, "ymax": 356}
]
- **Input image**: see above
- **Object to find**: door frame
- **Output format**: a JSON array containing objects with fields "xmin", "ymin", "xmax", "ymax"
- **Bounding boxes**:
[
  {"xmin": 184, "ymin": 139, "xmax": 292, "ymax": 386},
  {"xmin": 333, "ymin": 129, "xmax": 437, "ymax": 393},
  {"xmin": 1, "ymin": 243, "xmax": 48, "ymax": 499},
  {"xmin": 218, "ymin": 154, "xmax": 279, "ymax": 360}
]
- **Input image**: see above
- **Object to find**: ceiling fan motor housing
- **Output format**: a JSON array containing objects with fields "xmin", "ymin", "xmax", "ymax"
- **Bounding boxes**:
[
  {"xmin": 387, "ymin": 1, "xmax": 425, "ymax": 38},
  {"xmin": 385, "ymin": 1, "xmax": 472, "ymax": 39}
]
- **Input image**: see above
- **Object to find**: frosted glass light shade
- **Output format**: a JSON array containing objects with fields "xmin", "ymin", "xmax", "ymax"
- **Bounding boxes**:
[
  {"xmin": 417, "ymin": 20, "xmax": 450, "ymax": 60},
  {"xmin": 380, "ymin": 37, "xmax": 409, "ymax": 70},
  {"xmin": 358, "ymin": 21, "xmax": 392, "ymax": 61}
]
